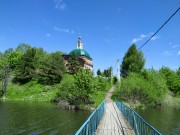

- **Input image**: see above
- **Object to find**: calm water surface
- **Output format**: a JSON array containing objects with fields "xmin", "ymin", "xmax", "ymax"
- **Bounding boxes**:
[
  {"xmin": 137, "ymin": 106, "xmax": 180, "ymax": 135},
  {"xmin": 0, "ymin": 101, "xmax": 90, "ymax": 135}
]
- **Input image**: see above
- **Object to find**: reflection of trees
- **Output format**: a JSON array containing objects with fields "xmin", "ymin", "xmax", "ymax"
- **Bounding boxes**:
[
  {"xmin": 138, "ymin": 107, "xmax": 180, "ymax": 134},
  {"xmin": 0, "ymin": 101, "xmax": 90, "ymax": 134}
]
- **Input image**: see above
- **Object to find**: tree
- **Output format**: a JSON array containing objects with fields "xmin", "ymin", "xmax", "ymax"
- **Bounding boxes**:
[
  {"xmin": 97, "ymin": 69, "xmax": 101, "ymax": 76},
  {"xmin": 15, "ymin": 44, "xmax": 31, "ymax": 53},
  {"xmin": 103, "ymin": 67, "xmax": 112, "ymax": 79},
  {"xmin": 55, "ymin": 68, "xmax": 95, "ymax": 107},
  {"xmin": 1, "ymin": 66, "xmax": 10, "ymax": 97},
  {"xmin": 13, "ymin": 48, "xmax": 36, "ymax": 84},
  {"xmin": 67, "ymin": 52, "xmax": 80, "ymax": 74},
  {"xmin": 121, "ymin": 44, "xmax": 145, "ymax": 77},
  {"xmin": 73, "ymin": 68, "xmax": 94, "ymax": 104},
  {"xmin": 37, "ymin": 51, "xmax": 66, "ymax": 85},
  {"xmin": 0, "ymin": 50, "xmax": 12, "ymax": 97},
  {"xmin": 103, "ymin": 69, "xmax": 108, "ymax": 78},
  {"xmin": 33, "ymin": 47, "xmax": 46, "ymax": 69},
  {"xmin": 159, "ymin": 67, "xmax": 180, "ymax": 94},
  {"xmin": 7, "ymin": 51, "xmax": 23, "ymax": 69},
  {"xmin": 4, "ymin": 48, "xmax": 13, "ymax": 56}
]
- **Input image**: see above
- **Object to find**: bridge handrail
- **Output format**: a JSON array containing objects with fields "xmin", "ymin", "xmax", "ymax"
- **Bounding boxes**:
[
  {"xmin": 75, "ymin": 100, "xmax": 106, "ymax": 135},
  {"xmin": 115, "ymin": 100, "xmax": 162, "ymax": 135}
]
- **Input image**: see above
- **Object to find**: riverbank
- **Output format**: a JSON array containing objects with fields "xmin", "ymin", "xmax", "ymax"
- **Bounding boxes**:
[
  {"xmin": 119, "ymin": 91, "xmax": 180, "ymax": 110},
  {"xmin": 161, "ymin": 91, "xmax": 180, "ymax": 108},
  {"xmin": 0, "ymin": 80, "xmax": 112, "ymax": 110},
  {"xmin": 0, "ymin": 81, "xmax": 57, "ymax": 102}
]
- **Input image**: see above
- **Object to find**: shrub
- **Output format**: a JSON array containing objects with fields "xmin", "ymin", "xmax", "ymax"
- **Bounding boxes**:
[
  {"xmin": 113, "ymin": 72, "xmax": 167, "ymax": 107},
  {"xmin": 55, "ymin": 69, "xmax": 95, "ymax": 106},
  {"xmin": 159, "ymin": 67, "xmax": 180, "ymax": 95}
]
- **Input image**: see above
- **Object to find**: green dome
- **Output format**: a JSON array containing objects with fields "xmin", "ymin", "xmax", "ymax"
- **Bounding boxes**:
[{"xmin": 69, "ymin": 49, "xmax": 91, "ymax": 58}]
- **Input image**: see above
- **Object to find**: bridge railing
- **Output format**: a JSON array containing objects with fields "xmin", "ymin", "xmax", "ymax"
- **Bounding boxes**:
[
  {"xmin": 115, "ymin": 100, "xmax": 162, "ymax": 135},
  {"xmin": 75, "ymin": 100, "xmax": 106, "ymax": 135}
]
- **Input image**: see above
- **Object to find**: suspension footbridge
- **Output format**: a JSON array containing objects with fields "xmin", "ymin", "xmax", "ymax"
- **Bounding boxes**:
[{"xmin": 75, "ymin": 87, "xmax": 162, "ymax": 135}]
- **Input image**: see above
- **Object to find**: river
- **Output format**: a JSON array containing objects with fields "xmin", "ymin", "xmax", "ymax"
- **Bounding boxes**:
[
  {"xmin": 137, "ymin": 106, "xmax": 180, "ymax": 135},
  {"xmin": 0, "ymin": 101, "xmax": 90, "ymax": 135}
]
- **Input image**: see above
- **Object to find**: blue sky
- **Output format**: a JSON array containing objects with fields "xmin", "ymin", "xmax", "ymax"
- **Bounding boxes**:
[{"xmin": 0, "ymin": 0, "xmax": 180, "ymax": 75}]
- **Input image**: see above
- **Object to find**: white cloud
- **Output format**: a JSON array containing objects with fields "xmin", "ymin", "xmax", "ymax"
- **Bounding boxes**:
[
  {"xmin": 162, "ymin": 51, "xmax": 172, "ymax": 56},
  {"xmin": 46, "ymin": 33, "xmax": 51, "ymax": 37},
  {"xmin": 177, "ymin": 51, "xmax": 180, "ymax": 55},
  {"xmin": 54, "ymin": 26, "xmax": 74, "ymax": 34},
  {"xmin": 150, "ymin": 36, "xmax": 159, "ymax": 41},
  {"xmin": 140, "ymin": 34, "xmax": 147, "ymax": 38},
  {"xmin": 172, "ymin": 44, "xmax": 179, "ymax": 48},
  {"xmin": 54, "ymin": 0, "xmax": 66, "ymax": 10},
  {"xmin": 131, "ymin": 38, "xmax": 142, "ymax": 43},
  {"xmin": 131, "ymin": 32, "xmax": 159, "ymax": 43}
]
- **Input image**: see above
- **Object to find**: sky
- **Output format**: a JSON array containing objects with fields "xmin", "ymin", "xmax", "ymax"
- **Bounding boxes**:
[{"xmin": 0, "ymin": 0, "xmax": 180, "ymax": 75}]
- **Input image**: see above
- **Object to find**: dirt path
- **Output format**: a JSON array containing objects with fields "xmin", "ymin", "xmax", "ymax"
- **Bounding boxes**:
[{"xmin": 105, "ymin": 86, "xmax": 115, "ymax": 103}]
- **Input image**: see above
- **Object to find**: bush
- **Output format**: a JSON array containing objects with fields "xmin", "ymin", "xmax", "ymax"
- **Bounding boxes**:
[
  {"xmin": 55, "ymin": 69, "xmax": 112, "ymax": 108},
  {"xmin": 159, "ymin": 67, "xmax": 180, "ymax": 95},
  {"xmin": 4, "ymin": 81, "xmax": 57, "ymax": 101},
  {"xmin": 55, "ymin": 74, "xmax": 75, "ymax": 101},
  {"xmin": 55, "ymin": 69, "xmax": 95, "ymax": 107},
  {"xmin": 113, "ymin": 72, "xmax": 167, "ymax": 107}
]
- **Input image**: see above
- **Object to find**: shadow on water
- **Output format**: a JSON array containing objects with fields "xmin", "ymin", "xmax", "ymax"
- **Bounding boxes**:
[
  {"xmin": 136, "ymin": 106, "xmax": 180, "ymax": 135},
  {"xmin": 0, "ymin": 100, "xmax": 91, "ymax": 135}
]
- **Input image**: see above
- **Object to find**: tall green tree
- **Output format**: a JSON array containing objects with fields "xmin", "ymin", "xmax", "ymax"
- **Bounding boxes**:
[
  {"xmin": 7, "ymin": 51, "xmax": 23, "ymax": 69},
  {"xmin": 97, "ymin": 69, "xmax": 101, "ymax": 76},
  {"xmin": 121, "ymin": 44, "xmax": 145, "ymax": 77},
  {"xmin": 67, "ymin": 52, "xmax": 80, "ymax": 74},
  {"xmin": 159, "ymin": 67, "xmax": 180, "ymax": 94},
  {"xmin": 103, "ymin": 69, "xmax": 108, "ymax": 78},
  {"xmin": 73, "ymin": 68, "xmax": 94, "ymax": 104},
  {"xmin": 4, "ymin": 48, "xmax": 13, "ymax": 56},
  {"xmin": 15, "ymin": 44, "xmax": 31, "ymax": 53},
  {"xmin": 14, "ymin": 48, "xmax": 36, "ymax": 84},
  {"xmin": 37, "ymin": 51, "xmax": 66, "ymax": 85},
  {"xmin": 0, "ymin": 49, "xmax": 12, "ymax": 96},
  {"xmin": 103, "ymin": 67, "xmax": 112, "ymax": 79}
]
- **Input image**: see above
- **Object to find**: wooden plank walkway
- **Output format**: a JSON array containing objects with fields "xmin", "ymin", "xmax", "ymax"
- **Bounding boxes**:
[{"xmin": 95, "ymin": 87, "xmax": 135, "ymax": 135}]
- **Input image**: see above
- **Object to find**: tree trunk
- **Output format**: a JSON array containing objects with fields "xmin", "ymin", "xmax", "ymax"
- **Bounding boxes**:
[{"xmin": 1, "ymin": 66, "xmax": 10, "ymax": 97}]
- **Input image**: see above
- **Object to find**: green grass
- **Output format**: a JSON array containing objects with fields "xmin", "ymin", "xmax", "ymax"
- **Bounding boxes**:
[
  {"xmin": 1, "ymin": 81, "xmax": 58, "ymax": 102},
  {"xmin": 92, "ymin": 82, "xmax": 111, "ymax": 107},
  {"xmin": 92, "ymin": 91, "xmax": 107, "ymax": 107},
  {"xmin": 1, "ymin": 79, "xmax": 113, "ymax": 109},
  {"xmin": 162, "ymin": 91, "xmax": 180, "ymax": 108}
]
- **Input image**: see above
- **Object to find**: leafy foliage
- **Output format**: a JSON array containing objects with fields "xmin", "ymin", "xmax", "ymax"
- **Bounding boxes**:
[
  {"xmin": 113, "ymin": 71, "xmax": 167, "ymax": 107},
  {"xmin": 97, "ymin": 69, "xmax": 101, "ymax": 76},
  {"xmin": 121, "ymin": 44, "xmax": 145, "ymax": 77},
  {"xmin": 55, "ymin": 69, "xmax": 111, "ymax": 108},
  {"xmin": 13, "ymin": 48, "xmax": 36, "ymax": 84},
  {"xmin": 67, "ymin": 52, "xmax": 80, "ymax": 74},
  {"xmin": 37, "ymin": 51, "xmax": 66, "ymax": 85},
  {"xmin": 159, "ymin": 67, "xmax": 180, "ymax": 95}
]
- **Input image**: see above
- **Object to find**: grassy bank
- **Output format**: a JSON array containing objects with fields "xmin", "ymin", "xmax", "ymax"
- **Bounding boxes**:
[
  {"xmin": 112, "ymin": 72, "xmax": 168, "ymax": 109},
  {"xmin": 1, "ymin": 81, "xmax": 58, "ymax": 102},
  {"xmin": 1, "ymin": 79, "xmax": 112, "ymax": 109},
  {"xmin": 162, "ymin": 91, "xmax": 180, "ymax": 108},
  {"xmin": 92, "ymin": 83, "xmax": 111, "ymax": 107}
]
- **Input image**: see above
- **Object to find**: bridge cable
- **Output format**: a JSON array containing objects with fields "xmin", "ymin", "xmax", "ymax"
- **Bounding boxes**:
[
  {"xmin": 122, "ymin": 7, "xmax": 180, "ymax": 76},
  {"xmin": 137, "ymin": 7, "xmax": 180, "ymax": 51}
]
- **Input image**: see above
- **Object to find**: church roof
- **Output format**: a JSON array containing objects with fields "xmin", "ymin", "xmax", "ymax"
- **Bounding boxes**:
[{"xmin": 69, "ymin": 49, "xmax": 91, "ymax": 58}]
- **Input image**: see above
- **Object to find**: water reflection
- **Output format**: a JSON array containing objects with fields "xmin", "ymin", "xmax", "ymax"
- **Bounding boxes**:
[
  {"xmin": 0, "ymin": 101, "xmax": 90, "ymax": 135},
  {"xmin": 137, "ymin": 106, "xmax": 180, "ymax": 135}
]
